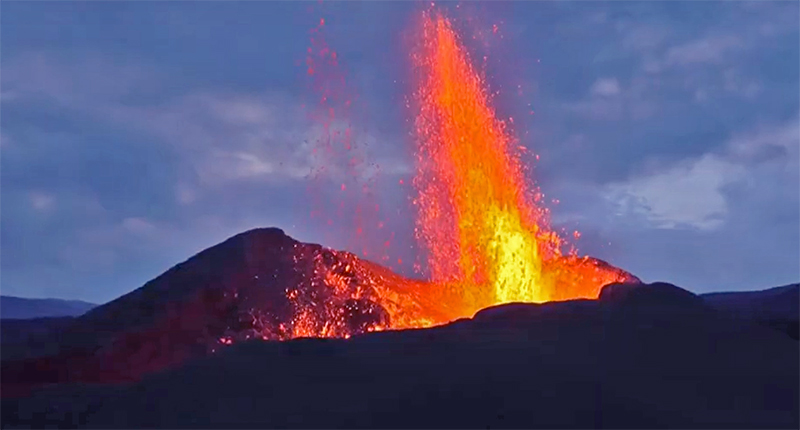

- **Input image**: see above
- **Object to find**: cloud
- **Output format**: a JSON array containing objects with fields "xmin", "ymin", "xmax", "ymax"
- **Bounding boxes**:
[
  {"xmin": 547, "ymin": 115, "xmax": 798, "ymax": 292},
  {"xmin": 0, "ymin": 51, "xmax": 161, "ymax": 107},
  {"xmin": 663, "ymin": 34, "xmax": 743, "ymax": 67},
  {"xmin": 29, "ymin": 191, "xmax": 55, "ymax": 212},
  {"xmin": 540, "ymin": 2, "xmax": 796, "ymax": 193},
  {"xmin": 727, "ymin": 117, "xmax": 799, "ymax": 163},
  {"xmin": 590, "ymin": 78, "xmax": 621, "ymax": 97},
  {"xmin": 2, "ymin": 2, "xmax": 797, "ymax": 301},
  {"xmin": 722, "ymin": 69, "xmax": 762, "ymax": 99},
  {"xmin": 619, "ymin": 24, "xmax": 670, "ymax": 53},
  {"xmin": 1, "ymin": 51, "xmax": 410, "ymax": 195},
  {"xmin": 603, "ymin": 117, "xmax": 799, "ymax": 231},
  {"xmin": 1, "ymin": 50, "xmax": 416, "ymax": 301},
  {"xmin": 174, "ymin": 183, "xmax": 198, "ymax": 205},
  {"xmin": 0, "ymin": 132, "xmax": 11, "ymax": 148},
  {"xmin": 605, "ymin": 154, "xmax": 744, "ymax": 231},
  {"xmin": 592, "ymin": 2, "xmax": 798, "ymax": 111},
  {"xmin": 122, "ymin": 217, "xmax": 158, "ymax": 236},
  {"xmin": 561, "ymin": 76, "xmax": 657, "ymax": 122}
]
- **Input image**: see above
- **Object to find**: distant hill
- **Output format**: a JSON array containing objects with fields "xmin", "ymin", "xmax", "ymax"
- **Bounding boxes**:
[
  {"xmin": 701, "ymin": 283, "xmax": 799, "ymax": 320},
  {"xmin": 0, "ymin": 296, "xmax": 97, "ymax": 320},
  {"xmin": 701, "ymin": 283, "xmax": 799, "ymax": 340}
]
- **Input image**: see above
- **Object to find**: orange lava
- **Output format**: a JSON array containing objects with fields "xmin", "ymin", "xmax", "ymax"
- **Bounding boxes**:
[
  {"xmin": 408, "ymin": 8, "xmax": 632, "ymax": 317},
  {"xmin": 271, "ymin": 7, "xmax": 637, "ymax": 343}
]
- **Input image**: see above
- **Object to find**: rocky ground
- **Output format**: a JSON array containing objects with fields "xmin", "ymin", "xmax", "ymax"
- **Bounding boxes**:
[{"xmin": 2, "ymin": 282, "xmax": 797, "ymax": 429}]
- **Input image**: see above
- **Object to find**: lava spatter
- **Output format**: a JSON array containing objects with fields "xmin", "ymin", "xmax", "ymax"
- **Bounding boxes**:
[
  {"xmin": 409, "ymin": 8, "xmax": 633, "ymax": 317},
  {"xmin": 304, "ymin": 13, "xmax": 389, "ymax": 262}
]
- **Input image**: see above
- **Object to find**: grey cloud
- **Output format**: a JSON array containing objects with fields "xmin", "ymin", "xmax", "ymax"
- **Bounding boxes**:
[
  {"xmin": 544, "ymin": 115, "xmax": 798, "ymax": 291},
  {"xmin": 1, "ymin": 51, "xmax": 414, "ymax": 301},
  {"xmin": 1, "ymin": 51, "xmax": 162, "ymax": 106},
  {"xmin": 602, "ymin": 118, "xmax": 798, "ymax": 231},
  {"xmin": 590, "ymin": 78, "xmax": 621, "ymax": 97},
  {"xmin": 2, "ymin": 2, "xmax": 797, "ymax": 302},
  {"xmin": 663, "ymin": 34, "xmax": 743, "ymax": 67},
  {"xmin": 619, "ymin": 24, "xmax": 671, "ymax": 53}
]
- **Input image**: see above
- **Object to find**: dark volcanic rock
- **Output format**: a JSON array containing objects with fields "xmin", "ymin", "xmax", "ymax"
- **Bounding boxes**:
[
  {"xmin": 702, "ymin": 283, "xmax": 799, "ymax": 340},
  {"xmin": 471, "ymin": 282, "xmax": 704, "ymax": 328},
  {"xmin": 338, "ymin": 298, "xmax": 391, "ymax": 335},
  {"xmin": 599, "ymin": 281, "xmax": 709, "ymax": 313},
  {"xmin": 701, "ymin": 283, "xmax": 799, "ymax": 321},
  {"xmin": 471, "ymin": 299, "xmax": 598, "ymax": 326},
  {"xmin": 2, "ymin": 281, "xmax": 797, "ymax": 429},
  {"xmin": 1, "ymin": 228, "xmax": 400, "ymax": 388},
  {"xmin": 1, "ymin": 227, "xmax": 640, "ymax": 394},
  {"xmin": 0, "ymin": 317, "xmax": 76, "ymax": 361},
  {"xmin": 7, "ymin": 226, "xmax": 795, "ymax": 428}
]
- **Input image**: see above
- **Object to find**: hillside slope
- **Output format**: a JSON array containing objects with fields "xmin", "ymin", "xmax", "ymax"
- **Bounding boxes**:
[{"xmin": 701, "ymin": 284, "xmax": 799, "ymax": 339}]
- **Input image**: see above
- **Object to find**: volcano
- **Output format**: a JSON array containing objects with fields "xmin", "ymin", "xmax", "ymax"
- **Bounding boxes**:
[
  {"xmin": 2, "ymin": 261, "xmax": 797, "ymax": 428},
  {"xmin": 1, "ymin": 227, "xmax": 638, "ymax": 390},
  {"xmin": 2, "ymin": 230, "xmax": 797, "ymax": 429},
  {"xmin": 4, "ymin": 6, "xmax": 797, "ymax": 429}
]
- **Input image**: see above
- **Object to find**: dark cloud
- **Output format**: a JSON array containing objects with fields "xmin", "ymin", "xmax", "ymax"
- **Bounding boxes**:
[{"xmin": 1, "ymin": 2, "xmax": 797, "ymax": 302}]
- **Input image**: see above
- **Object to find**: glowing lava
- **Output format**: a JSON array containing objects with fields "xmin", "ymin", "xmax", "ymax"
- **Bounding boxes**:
[
  {"xmin": 277, "ymin": 7, "xmax": 637, "ymax": 342},
  {"xmin": 409, "ymin": 9, "xmax": 631, "ymax": 317}
]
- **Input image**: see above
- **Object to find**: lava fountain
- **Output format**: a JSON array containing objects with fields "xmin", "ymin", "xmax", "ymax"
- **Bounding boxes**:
[
  {"xmin": 280, "ymin": 7, "xmax": 637, "ymax": 340},
  {"xmin": 409, "ymin": 9, "xmax": 633, "ymax": 318}
]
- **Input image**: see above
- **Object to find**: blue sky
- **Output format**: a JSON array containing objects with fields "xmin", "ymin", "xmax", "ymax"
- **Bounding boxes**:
[{"xmin": 2, "ymin": 1, "xmax": 798, "ymax": 303}]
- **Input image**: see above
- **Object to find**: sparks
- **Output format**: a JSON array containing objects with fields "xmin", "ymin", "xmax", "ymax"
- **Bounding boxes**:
[{"xmin": 410, "ymin": 8, "xmax": 629, "ymax": 315}]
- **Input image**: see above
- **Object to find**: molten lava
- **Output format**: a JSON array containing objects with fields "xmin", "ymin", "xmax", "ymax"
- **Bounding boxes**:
[
  {"xmin": 276, "ymin": 8, "xmax": 637, "ymax": 341},
  {"xmin": 408, "ymin": 9, "xmax": 633, "ymax": 317},
  {"xmin": 411, "ymin": 9, "xmax": 553, "ymax": 310}
]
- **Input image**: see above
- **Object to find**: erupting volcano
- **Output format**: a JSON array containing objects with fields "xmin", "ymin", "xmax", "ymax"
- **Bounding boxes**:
[
  {"xmin": 281, "ymin": 7, "xmax": 638, "ymax": 338},
  {"xmin": 409, "ymin": 10, "xmax": 633, "ymax": 313},
  {"xmin": 5, "ymin": 5, "xmax": 799, "ymax": 428},
  {"xmin": 0, "ymin": 7, "xmax": 638, "ymax": 391}
]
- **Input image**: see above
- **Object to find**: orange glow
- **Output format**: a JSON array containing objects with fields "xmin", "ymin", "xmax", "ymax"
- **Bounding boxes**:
[
  {"xmin": 218, "ymin": 7, "xmax": 637, "ymax": 348},
  {"xmin": 408, "ymin": 9, "xmax": 632, "ymax": 316}
]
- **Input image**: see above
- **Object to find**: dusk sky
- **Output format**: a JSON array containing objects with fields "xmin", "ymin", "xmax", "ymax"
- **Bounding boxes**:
[{"xmin": 2, "ymin": 1, "xmax": 798, "ymax": 304}]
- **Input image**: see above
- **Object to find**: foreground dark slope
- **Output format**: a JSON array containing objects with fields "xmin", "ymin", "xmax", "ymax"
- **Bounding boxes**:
[
  {"xmin": 3, "ymin": 283, "xmax": 797, "ymax": 429},
  {"xmin": 702, "ymin": 284, "xmax": 799, "ymax": 340}
]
